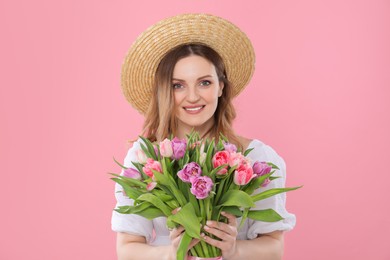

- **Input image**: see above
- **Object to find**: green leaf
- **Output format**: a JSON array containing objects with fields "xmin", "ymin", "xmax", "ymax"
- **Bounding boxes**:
[
  {"xmin": 115, "ymin": 202, "xmax": 151, "ymax": 214},
  {"xmin": 239, "ymin": 208, "xmax": 249, "ymax": 228},
  {"xmin": 209, "ymin": 164, "xmax": 228, "ymax": 177},
  {"xmin": 205, "ymin": 139, "xmax": 215, "ymax": 170},
  {"xmin": 252, "ymin": 186, "xmax": 303, "ymax": 202},
  {"xmin": 168, "ymin": 203, "xmax": 201, "ymax": 239},
  {"xmin": 177, "ymin": 231, "xmax": 192, "ymax": 260},
  {"xmin": 110, "ymin": 178, "xmax": 143, "ymax": 200},
  {"xmin": 111, "ymin": 178, "xmax": 143, "ymax": 200},
  {"xmin": 161, "ymin": 158, "xmax": 169, "ymax": 178},
  {"xmin": 243, "ymin": 147, "xmax": 254, "ymax": 157},
  {"xmin": 139, "ymin": 136, "xmax": 157, "ymax": 160},
  {"xmin": 165, "ymin": 199, "xmax": 180, "ymax": 210},
  {"xmin": 221, "ymin": 206, "xmax": 243, "ymax": 217},
  {"xmin": 152, "ymin": 170, "xmax": 171, "ymax": 187},
  {"xmin": 150, "ymin": 189, "xmax": 174, "ymax": 202},
  {"xmin": 188, "ymin": 189, "xmax": 200, "ymax": 216},
  {"xmin": 113, "ymin": 157, "xmax": 127, "ymax": 169},
  {"xmin": 227, "ymin": 165, "xmax": 237, "ymax": 175},
  {"xmin": 247, "ymin": 209, "xmax": 284, "ymax": 222},
  {"xmin": 136, "ymin": 207, "xmax": 165, "ymax": 219},
  {"xmin": 219, "ymin": 132, "xmax": 228, "ymax": 142},
  {"xmin": 136, "ymin": 193, "xmax": 172, "ymax": 216},
  {"xmin": 267, "ymin": 162, "xmax": 280, "ymax": 170},
  {"xmin": 139, "ymin": 142, "xmax": 153, "ymax": 160},
  {"xmin": 131, "ymin": 161, "xmax": 143, "ymax": 171},
  {"xmin": 153, "ymin": 171, "xmax": 187, "ymax": 206},
  {"xmin": 110, "ymin": 173, "xmax": 147, "ymax": 188},
  {"xmin": 216, "ymin": 139, "xmax": 224, "ymax": 151},
  {"xmin": 114, "ymin": 205, "xmax": 133, "ymax": 214},
  {"xmin": 114, "ymin": 203, "xmax": 165, "ymax": 219},
  {"xmin": 242, "ymin": 172, "xmax": 273, "ymax": 195},
  {"xmin": 218, "ymin": 190, "xmax": 255, "ymax": 208}
]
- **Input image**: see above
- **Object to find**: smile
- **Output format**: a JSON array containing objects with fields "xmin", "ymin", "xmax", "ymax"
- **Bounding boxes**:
[{"xmin": 183, "ymin": 106, "xmax": 205, "ymax": 113}]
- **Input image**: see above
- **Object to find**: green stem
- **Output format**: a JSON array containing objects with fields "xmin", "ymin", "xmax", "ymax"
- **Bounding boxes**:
[
  {"xmin": 189, "ymin": 248, "xmax": 196, "ymax": 257},
  {"xmin": 214, "ymin": 178, "xmax": 226, "ymax": 204},
  {"xmin": 200, "ymin": 240, "xmax": 210, "ymax": 257},
  {"xmin": 193, "ymin": 243, "xmax": 205, "ymax": 257},
  {"xmin": 205, "ymin": 198, "xmax": 211, "ymax": 221},
  {"xmin": 211, "ymin": 245, "xmax": 217, "ymax": 257}
]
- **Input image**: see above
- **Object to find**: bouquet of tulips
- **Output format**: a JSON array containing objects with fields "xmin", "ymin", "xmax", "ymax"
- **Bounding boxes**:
[{"xmin": 111, "ymin": 131, "xmax": 300, "ymax": 260}]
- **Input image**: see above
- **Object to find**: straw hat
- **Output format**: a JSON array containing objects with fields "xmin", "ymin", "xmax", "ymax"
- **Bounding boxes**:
[{"xmin": 121, "ymin": 13, "xmax": 256, "ymax": 114}]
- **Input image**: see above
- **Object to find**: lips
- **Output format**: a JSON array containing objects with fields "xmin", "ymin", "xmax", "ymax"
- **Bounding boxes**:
[{"xmin": 183, "ymin": 105, "xmax": 205, "ymax": 113}]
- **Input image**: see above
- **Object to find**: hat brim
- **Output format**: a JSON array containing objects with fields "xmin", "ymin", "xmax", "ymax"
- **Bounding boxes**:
[{"xmin": 121, "ymin": 13, "xmax": 256, "ymax": 114}]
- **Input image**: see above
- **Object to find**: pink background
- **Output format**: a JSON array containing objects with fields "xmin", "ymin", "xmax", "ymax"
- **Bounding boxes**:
[{"xmin": 1, "ymin": 0, "xmax": 389, "ymax": 259}]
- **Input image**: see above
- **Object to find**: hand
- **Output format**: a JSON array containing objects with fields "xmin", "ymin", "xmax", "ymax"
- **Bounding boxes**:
[
  {"xmin": 202, "ymin": 211, "xmax": 238, "ymax": 259},
  {"xmin": 169, "ymin": 226, "xmax": 201, "ymax": 260},
  {"xmin": 169, "ymin": 208, "xmax": 200, "ymax": 260}
]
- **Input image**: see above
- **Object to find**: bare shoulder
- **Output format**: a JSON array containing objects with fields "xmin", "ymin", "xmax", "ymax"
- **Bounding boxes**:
[{"xmin": 237, "ymin": 136, "xmax": 253, "ymax": 151}]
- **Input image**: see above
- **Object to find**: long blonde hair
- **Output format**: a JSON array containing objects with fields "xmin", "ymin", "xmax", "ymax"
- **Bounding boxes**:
[{"xmin": 142, "ymin": 44, "xmax": 242, "ymax": 149}]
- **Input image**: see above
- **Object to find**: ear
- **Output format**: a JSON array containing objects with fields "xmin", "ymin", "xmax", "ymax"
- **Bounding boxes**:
[{"xmin": 218, "ymin": 82, "xmax": 224, "ymax": 97}]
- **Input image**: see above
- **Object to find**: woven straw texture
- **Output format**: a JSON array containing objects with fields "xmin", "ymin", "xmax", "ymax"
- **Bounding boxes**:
[{"xmin": 121, "ymin": 13, "xmax": 256, "ymax": 114}]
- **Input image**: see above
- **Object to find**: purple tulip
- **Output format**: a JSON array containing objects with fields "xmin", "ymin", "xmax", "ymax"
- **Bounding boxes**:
[
  {"xmin": 171, "ymin": 137, "xmax": 187, "ymax": 160},
  {"xmin": 177, "ymin": 162, "xmax": 202, "ymax": 183},
  {"xmin": 123, "ymin": 168, "xmax": 141, "ymax": 180},
  {"xmin": 253, "ymin": 161, "xmax": 272, "ymax": 177},
  {"xmin": 223, "ymin": 142, "xmax": 237, "ymax": 153},
  {"xmin": 261, "ymin": 178, "xmax": 271, "ymax": 187},
  {"xmin": 190, "ymin": 176, "xmax": 213, "ymax": 199}
]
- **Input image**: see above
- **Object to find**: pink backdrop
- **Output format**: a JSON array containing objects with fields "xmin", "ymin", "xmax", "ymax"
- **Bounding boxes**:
[{"xmin": 1, "ymin": 0, "xmax": 389, "ymax": 259}]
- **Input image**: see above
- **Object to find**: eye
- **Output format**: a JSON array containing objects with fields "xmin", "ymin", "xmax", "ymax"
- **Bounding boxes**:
[
  {"xmin": 172, "ymin": 83, "xmax": 183, "ymax": 89},
  {"xmin": 200, "ymin": 80, "xmax": 211, "ymax": 86}
]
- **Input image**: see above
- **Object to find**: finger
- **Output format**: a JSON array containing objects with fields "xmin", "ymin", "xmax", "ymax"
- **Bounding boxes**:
[
  {"xmin": 189, "ymin": 238, "xmax": 200, "ymax": 249},
  {"xmin": 204, "ymin": 224, "xmax": 236, "ymax": 240},
  {"xmin": 221, "ymin": 211, "xmax": 237, "ymax": 227},
  {"xmin": 169, "ymin": 225, "xmax": 185, "ymax": 239},
  {"xmin": 205, "ymin": 220, "xmax": 237, "ymax": 237},
  {"xmin": 202, "ymin": 235, "xmax": 229, "ymax": 252},
  {"xmin": 171, "ymin": 207, "xmax": 182, "ymax": 214},
  {"xmin": 173, "ymin": 225, "xmax": 185, "ymax": 235}
]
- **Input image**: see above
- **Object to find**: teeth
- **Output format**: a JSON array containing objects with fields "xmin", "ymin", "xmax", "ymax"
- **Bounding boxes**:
[{"xmin": 185, "ymin": 106, "xmax": 203, "ymax": 111}]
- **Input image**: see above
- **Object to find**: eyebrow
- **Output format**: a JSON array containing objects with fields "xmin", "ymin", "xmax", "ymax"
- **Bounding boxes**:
[{"xmin": 172, "ymin": 75, "xmax": 213, "ymax": 81}]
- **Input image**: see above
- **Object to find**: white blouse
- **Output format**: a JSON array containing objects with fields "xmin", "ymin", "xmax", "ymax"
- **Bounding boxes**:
[{"xmin": 111, "ymin": 139, "xmax": 296, "ymax": 246}]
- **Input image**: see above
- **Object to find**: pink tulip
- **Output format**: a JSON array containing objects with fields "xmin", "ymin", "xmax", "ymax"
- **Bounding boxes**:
[
  {"xmin": 233, "ymin": 164, "xmax": 254, "ymax": 185},
  {"xmin": 212, "ymin": 151, "xmax": 230, "ymax": 175},
  {"xmin": 159, "ymin": 138, "xmax": 173, "ymax": 158},
  {"xmin": 146, "ymin": 182, "xmax": 157, "ymax": 191},
  {"xmin": 142, "ymin": 158, "xmax": 162, "ymax": 178},
  {"xmin": 136, "ymin": 149, "xmax": 147, "ymax": 164},
  {"xmin": 228, "ymin": 152, "xmax": 246, "ymax": 167}
]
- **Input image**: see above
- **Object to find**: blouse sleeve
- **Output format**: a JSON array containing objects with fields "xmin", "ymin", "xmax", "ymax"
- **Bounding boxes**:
[
  {"xmin": 111, "ymin": 140, "xmax": 154, "ymax": 243},
  {"xmin": 246, "ymin": 140, "xmax": 296, "ymax": 239}
]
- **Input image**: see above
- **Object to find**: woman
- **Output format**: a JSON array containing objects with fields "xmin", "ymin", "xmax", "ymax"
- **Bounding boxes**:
[{"xmin": 112, "ymin": 14, "xmax": 296, "ymax": 260}]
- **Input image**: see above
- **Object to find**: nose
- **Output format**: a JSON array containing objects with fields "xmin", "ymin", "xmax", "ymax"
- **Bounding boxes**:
[{"xmin": 187, "ymin": 86, "xmax": 200, "ymax": 102}]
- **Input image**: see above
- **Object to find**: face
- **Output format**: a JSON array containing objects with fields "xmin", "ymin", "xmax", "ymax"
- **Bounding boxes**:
[{"xmin": 172, "ymin": 55, "xmax": 224, "ymax": 138}]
